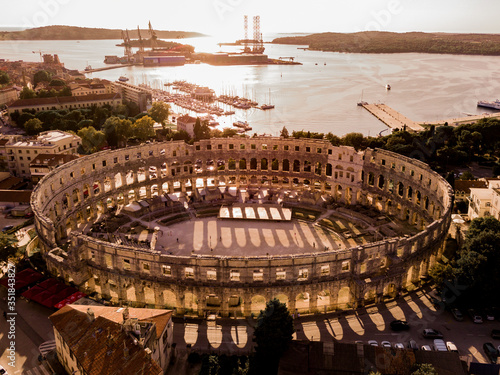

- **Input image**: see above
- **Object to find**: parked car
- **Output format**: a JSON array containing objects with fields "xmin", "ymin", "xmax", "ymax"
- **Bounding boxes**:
[
  {"xmin": 1, "ymin": 225, "xmax": 13, "ymax": 232},
  {"xmin": 483, "ymin": 342, "xmax": 499, "ymax": 363},
  {"xmin": 484, "ymin": 308, "xmax": 495, "ymax": 321},
  {"xmin": 394, "ymin": 343, "xmax": 405, "ymax": 350},
  {"xmin": 421, "ymin": 345, "xmax": 432, "ymax": 351},
  {"xmin": 423, "ymin": 329, "xmax": 443, "ymax": 339},
  {"xmin": 434, "ymin": 339, "xmax": 447, "ymax": 352},
  {"xmin": 468, "ymin": 309, "xmax": 483, "ymax": 323},
  {"xmin": 368, "ymin": 340, "xmax": 378, "ymax": 347},
  {"xmin": 390, "ymin": 320, "xmax": 410, "ymax": 331},
  {"xmin": 451, "ymin": 308, "xmax": 464, "ymax": 321},
  {"xmin": 408, "ymin": 340, "xmax": 419, "ymax": 350},
  {"xmin": 492, "ymin": 329, "xmax": 500, "ymax": 339},
  {"xmin": 381, "ymin": 341, "xmax": 392, "ymax": 348},
  {"xmin": 447, "ymin": 341, "xmax": 459, "ymax": 353}
]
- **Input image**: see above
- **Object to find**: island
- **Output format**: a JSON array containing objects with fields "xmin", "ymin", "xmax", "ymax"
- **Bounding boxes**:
[
  {"xmin": 0, "ymin": 25, "xmax": 205, "ymax": 40},
  {"xmin": 272, "ymin": 31, "xmax": 500, "ymax": 56}
]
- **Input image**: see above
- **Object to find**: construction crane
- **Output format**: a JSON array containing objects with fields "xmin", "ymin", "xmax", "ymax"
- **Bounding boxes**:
[
  {"xmin": 137, "ymin": 25, "xmax": 145, "ymax": 53},
  {"xmin": 148, "ymin": 21, "xmax": 158, "ymax": 50},
  {"xmin": 32, "ymin": 50, "xmax": 44, "ymax": 62},
  {"xmin": 121, "ymin": 29, "xmax": 133, "ymax": 61}
]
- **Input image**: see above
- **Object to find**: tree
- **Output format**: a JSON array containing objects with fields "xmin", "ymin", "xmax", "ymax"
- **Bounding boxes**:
[
  {"xmin": 459, "ymin": 171, "xmax": 475, "ymax": 180},
  {"xmin": 133, "ymin": 115, "xmax": 155, "ymax": 142},
  {"xmin": 77, "ymin": 126, "xmax": 107, "ymax": 153},
  {"xmin": 33, "ymin": 70, "xmax": 52, "ymax": 86},
  {"xmin": 24, "ymin": 118, "xmax": 43, "ymax": 135},
  {"xmin": 411, "ymin": 363, "xmax": 437, "ymax": 375},
  {"xmin": 280, "ymin": 126, "xmax": 289, "ymax": 138},
  {"xmin": 193, "ymin": 118, "xmax": 210, "ymax": 140},
  {"xmin": 103, "ymin": 116, "xmax": 133, "ymax": 147},
  {"xmin": 342, "ymin": 132, "xmax": 365, "ymax": 150},
  {"xmin": 19, "ymin": 86, "xmax": 36, "ymax": 99},
  {"xmin": 148, "ymin": 101, "xmax": 170, "ymax": 127},
  {"xmin": 49, "ymin": 78, "xmax": 66, "ymax": 86},
  {"xmin": 0, "ymin": 71, "xmax": 10, "ymax": 85},
  {"xmin": 253, "ymin": 298, "xmax": 295, "ymax": 371},
  {"xmin": 0, "ymin": 232, "xmax": 17, "ymax": 263}
]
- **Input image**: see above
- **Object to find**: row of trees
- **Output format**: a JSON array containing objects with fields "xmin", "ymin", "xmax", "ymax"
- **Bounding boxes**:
[{"xmin": 430, "ymin": 216, "xmax": 500, "ymax": 305}]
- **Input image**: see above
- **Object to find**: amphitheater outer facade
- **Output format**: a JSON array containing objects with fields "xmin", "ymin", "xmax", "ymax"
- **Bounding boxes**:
[{"xmin": 31, "ymin": 137, "xmax": 453, "ymax": 317}]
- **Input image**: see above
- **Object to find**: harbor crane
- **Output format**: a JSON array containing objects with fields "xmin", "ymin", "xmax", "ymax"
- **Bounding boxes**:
[
  {"xmin": 137, "ymin": 25, "xmax": 145, "ymax": 53},
  {"xmin": 148, "ymin": 21, "xmax": 158, "ymax": 50},
  {"xmin": 121, "ymin": 29, "xmax": 133, "ymax": 62}
]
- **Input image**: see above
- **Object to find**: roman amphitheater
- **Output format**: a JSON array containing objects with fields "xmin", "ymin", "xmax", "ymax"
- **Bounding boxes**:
[{"xmin": 31, "ymin": 137, "xmax": 453, "ymax": 317}]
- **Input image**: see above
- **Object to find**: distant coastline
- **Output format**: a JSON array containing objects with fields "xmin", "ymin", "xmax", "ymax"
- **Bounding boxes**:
[
  {"xmin": 272, "ymin": 31, "xmax": 500, "ymax": 56},
  {"xmin": 0, "ymin": 25, "xmax": 205, "ymax": 40}
]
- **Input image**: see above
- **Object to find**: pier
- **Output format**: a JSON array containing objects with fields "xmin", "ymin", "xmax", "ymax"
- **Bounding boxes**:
[
  {"xmin": 81, "ymin": 63, "xmax": 136, "ymax": 74},
  {"xmin": 362, "ymin": 103, "xmax": 425, "ymax": 132}
]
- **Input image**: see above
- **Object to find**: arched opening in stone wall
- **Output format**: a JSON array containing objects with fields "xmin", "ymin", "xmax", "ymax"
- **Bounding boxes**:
[
  {"xmin": 144, "ymin": 286, "xmax": 156, "ymax": 306},
  {"xmin": 283, "ymin": 159, "xmax": 290, "ymax": 172},
  {"xmin": 378, "ymin": 175, "xmax": 385, "ymax": 189},
  {"xmin": 239, "ymin": 158, "xmax": 247, "ymax": 170},
  {"xmin": 303, "ymin": 160, "xmax": 311, "ymax": 173},
  {"xmin": 93, "ymin": 181, "xmax": 101, "ymax": 195},
  {"xmin": 383, "ymin": 283, "xmax": 396, "ymax": 299},
  {"xmin": 184, "ymin": 292, "xmax": 198, "ymax": 313},
  {"xmin": 126, "ymin": 284, "xmax": 136, "ymax": 302},
  {"xmin": 261, "ymin": 158, "xmax": 268, "ymax": 170},
  {"xmin": 326, "ymin": 163, "xmax": 332, "ymax": 177},
  {"xmin": 228, "ymin": 295, "xmax": 243, "ymax": 316},
  {"xmin": 295, "ymin": 292, "xmax": 310, "ymax": 311},
  {"xmin": 337, "ymin": 286, "xmax": 351, "ymax": 309},
  {"xmin": 317, "ymin": 290, "xmax": 330, "ymax": 312},
  {"xmin": 293, "ymin": 160, "xmax": 300, "ymax": 172},
  {"xmin": 364, "ymin": 289, "xmax": 376, "ymax": 305},
  {"xmin": 250, "ymin": 158, "xmax": 257, "ymax": 170},
  {"xmin": 272, "ymin": 158, "xmax": 279, "ymax": 171},
  {"xmin": 251, "ymin": 295, "xmax": 266, "ymax": 315},
  {"xmin": 114, "ymin": 173, "xmax": 123, "ymax": 188},
  {"xmin": 315, "ymin": 162, "xmax": 322, "ymax": 175},
  {"xmin": 274, "ymin": 293, "xmax": 289, "ymax": 308},
  {"xmin": 162, "ymin": 289, "xmax": 177, "ymax": 309}
]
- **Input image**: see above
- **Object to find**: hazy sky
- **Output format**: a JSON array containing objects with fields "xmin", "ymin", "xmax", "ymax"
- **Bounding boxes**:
[{"xmin": 5, "ymin": 0, "xmax": 500, "ymax": 38}]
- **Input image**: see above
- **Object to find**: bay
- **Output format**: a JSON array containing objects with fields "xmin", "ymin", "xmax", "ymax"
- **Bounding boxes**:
[{"xmin": 1, "ymin": 35, "xmax": 499, "ymax": 136}]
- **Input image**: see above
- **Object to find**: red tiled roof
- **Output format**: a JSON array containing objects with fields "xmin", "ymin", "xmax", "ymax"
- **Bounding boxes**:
[
  {"xmin": 454, "ymin": 180, "xmax": 487, "ymax": 194},
  {"xmin": 50, "ymin": 306, "xmax": 163, "ymax": 375}
]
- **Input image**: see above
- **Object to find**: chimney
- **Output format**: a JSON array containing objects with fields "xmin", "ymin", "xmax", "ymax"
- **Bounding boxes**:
[
  {"xmin": 87, "ymin": 308, "xmax": 95, "ymax": 322},
  {"xmin": 122, "ymin": 307, "xmax": 130, "ymax": 322}
]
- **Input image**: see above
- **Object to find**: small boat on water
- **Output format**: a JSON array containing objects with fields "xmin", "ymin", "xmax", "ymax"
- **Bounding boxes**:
[
  {"xmin": 260, "ymin": 88, "xmax": 275, "ymax": 110},
  {"xmin": 118, "ymin": 76, "xmax": 129, "ymax": 82}
]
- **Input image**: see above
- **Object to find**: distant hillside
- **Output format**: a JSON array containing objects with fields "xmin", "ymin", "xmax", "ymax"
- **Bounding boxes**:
[
  {"xmin": 272, "ymin": 31, "xmax": 500, "ymax": 56},
  {"xmin": 0, "ymin": 25, "xmax": 205, "ymax": 40}
]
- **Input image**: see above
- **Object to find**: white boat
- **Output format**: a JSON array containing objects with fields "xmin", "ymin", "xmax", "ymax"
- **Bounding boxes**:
[
  {"xmin": 260, "ymin": 88, "xmax": 275, "ymax": 110},
  {"xmin": 477, "ymin": 99, "xmax": 500, "ymax": 110}
]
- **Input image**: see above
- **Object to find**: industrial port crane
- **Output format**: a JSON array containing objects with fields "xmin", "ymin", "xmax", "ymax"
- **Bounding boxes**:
[{"xmin": 148, "ymin": 21, "xmax": 158, "ymax": 50}]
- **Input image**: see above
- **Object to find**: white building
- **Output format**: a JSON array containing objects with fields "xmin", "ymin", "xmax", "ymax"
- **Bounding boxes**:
[
  {"xmin": 176, "ymin": 114, "xmax": 197, "ymax": 137},
  {"xmin": 0, "ymin": 130, "xmax": 81, "ymax": 177}
]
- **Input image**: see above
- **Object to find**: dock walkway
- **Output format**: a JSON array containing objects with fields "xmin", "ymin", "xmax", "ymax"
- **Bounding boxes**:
[{"xmin": 362, "ymin": 103, "xmax": 424, "ymax": 132}]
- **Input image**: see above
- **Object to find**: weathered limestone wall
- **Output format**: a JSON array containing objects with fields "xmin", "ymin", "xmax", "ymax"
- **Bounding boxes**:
[{"xmin": 32, "ymin": 137, "xmax": 453, "ymax": 317}]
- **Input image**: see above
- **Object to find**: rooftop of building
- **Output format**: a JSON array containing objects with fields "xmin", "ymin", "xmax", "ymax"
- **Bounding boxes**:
[
  {"xmin": 8, "ymin": 130, "xmax": 80, "ymax": 148},
  {"xmin": 0, "ymin": 189, "xmax": 32, "ymax": 203},
  {"xmin": 469, "ymin": 187, "xmax": 494, "ymax": 199},
  {"xmin": 30, "ymin": 153, "xmax": 79, "ymax": 167},
  {"xmin": 454, "ymin": 180, "xmax": 488, "ymax": 194},
  {"xmin": 8, "ymin": 92, "xmax": 121, "ymax": 108},
  {"xmin": 49, "ymin": 305, "xmax": 172, "ymax": 375}
]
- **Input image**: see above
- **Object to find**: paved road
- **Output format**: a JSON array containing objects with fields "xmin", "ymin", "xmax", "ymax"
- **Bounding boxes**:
[{"xmin": 172, "ymin": 286, "xmax": 500, "ymax": 364}]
